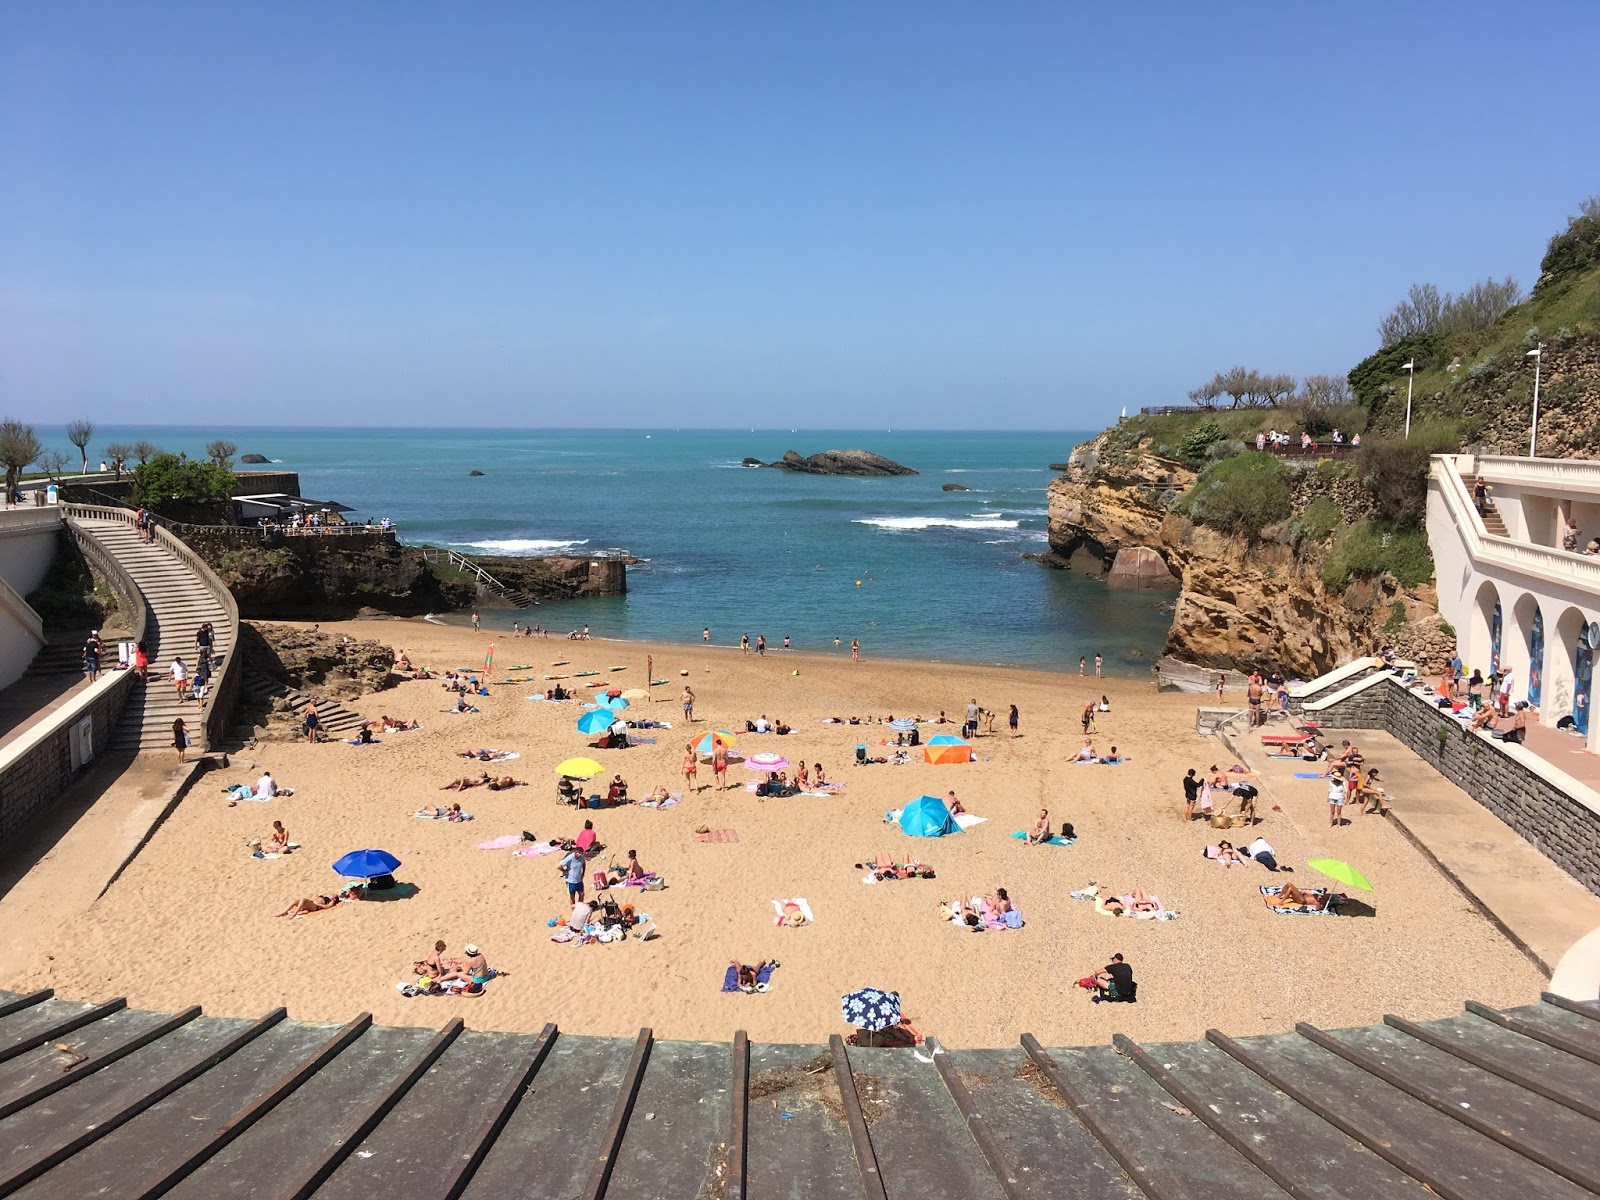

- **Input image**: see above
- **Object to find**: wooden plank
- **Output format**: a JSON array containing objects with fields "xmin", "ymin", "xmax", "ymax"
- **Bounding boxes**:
[
  {"xmin": 129, "ymin": 1013, "xmax": 372, "ymax": 1199},
  {"xmin": 1539, "ymin": 992, "xmax": 1600, "ymax": 1022},
  {"xmin": 1208, "ymin": 1029, "xmax": 1590, "ymax": 1200},
  {"xmin": 1300, "ymin": 1023, "xmax": 1600, "ymax": 1195},
  {"xmin": 929, "ymin": 1039, "xmax": 1027, "ymax": 1200},
  {"xmin": 741, "ymin": 1042, "xmax": 859, "ymax": 1200},
  {"xmin": 1465, "ymin": 1001, "xmax": 1600, "ymax": 1066},
  {"xmin": 437, "ymin": 1024, "xmax": 556, "ymax": 1200},
  {"xmin": 0, "ymin": 998, "xmax": 126, "ymax": 1064},
  {"xmin": 0, "ymin": 993, "xmax": 51, "ymax": 1022},
  {"xmin": 579, "ymin": 1027, "xmax": 652, "ymax": 1200},
  {"xmin": 936, "ymin": 1047, "xmax": 1139, "ymax": 1200},
  {"xmin": 0, "ymin": 1011, "xmax": 286, "ymax": 1198},
  {"xmin": 604, "ymin": 1039, "xmax": 732, "ymax": 1199},
  {"xmin": 0, "ymin": 1005, "xmax": 201, "ymax": 1120},
  {"xmin": 458, "ymin": 1031, "xmax": 638, "ymax": 1200},
  {"xmin": 1114, "ymin": 1034, "xmax": 1424, "ymax": 1200},
  {"xmin": 858, "ymin": 1042, "xmax": 1007, "ymax": 1200},
  {"xmin": 272, "ymin": 1018, "xmax": 463, "ymax": 1200},
  {"xmin": 1023, "ymin": 1034, "xmax": 1212, "ymax": 1200},
  {"xmin": 828, "ymin": 1035, "xmax": 888, "ymax": 1200},
  {"xmin": 1384, "ymin": 1014, "xmax": 1600, "ymax": 1123},
  {"xmin": 728, "ymin": 1031, "xmax": 748, "ymax": 1200}
]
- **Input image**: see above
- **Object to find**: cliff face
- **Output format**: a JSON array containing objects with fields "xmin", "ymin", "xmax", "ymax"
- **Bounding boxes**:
[{"xmin": 1046, "ymin": 430, "xmax": 1445, "ymax": 677}]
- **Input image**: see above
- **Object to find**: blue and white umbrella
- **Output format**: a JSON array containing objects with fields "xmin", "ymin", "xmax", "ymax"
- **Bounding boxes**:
[
  {"xmin": 840, "ymin": 986, "xmax": 901, "ymax": 1031},
  {"xmin": 888, "ymin": 719, "xmax": 917, "ymax": 731}
]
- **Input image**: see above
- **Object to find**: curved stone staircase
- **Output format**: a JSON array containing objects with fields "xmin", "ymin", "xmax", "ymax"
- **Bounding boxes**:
[{"xmin": 64, "ymin": 509, "xmax": 238, "ymax": 754}]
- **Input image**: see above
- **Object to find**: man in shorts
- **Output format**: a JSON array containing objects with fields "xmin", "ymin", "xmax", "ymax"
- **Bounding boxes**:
[
  {"xmin": 559, "ymin": 848, "xmax": 586, "ymax": 904},
  {"xmin": 1246, "ymin": 673, "xmax": 1265, "ymax": 726}
]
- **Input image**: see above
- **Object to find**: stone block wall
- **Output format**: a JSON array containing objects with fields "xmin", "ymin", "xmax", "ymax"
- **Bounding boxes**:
[
  {"xmin": 0, "ymin": 672, "xmax": 137, "ymax": 841},
  {"xmin": 1310, "ymin": 677, "xmax": 1600, "ymax": 896}
]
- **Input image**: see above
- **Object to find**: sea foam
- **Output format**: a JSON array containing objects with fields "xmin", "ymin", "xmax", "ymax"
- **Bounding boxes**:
[
  {"xmin": 456, "ymin": 538, "xmax": 590, "ymax": 554},
  {"xmin": 855, "ymin": 516, "xmax": 1022, "ymax": 532}
]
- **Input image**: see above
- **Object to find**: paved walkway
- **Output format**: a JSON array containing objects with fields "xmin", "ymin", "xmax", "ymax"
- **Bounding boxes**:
[
  {"xmin": 0, "ymin": 671, "xmax": 96, "ymax": 746},
  {"xmin": 1224, "ymin": 724, "xmax": 1600, "ymax": 991}
]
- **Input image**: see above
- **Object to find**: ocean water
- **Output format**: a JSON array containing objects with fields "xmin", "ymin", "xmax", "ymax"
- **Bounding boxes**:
[{"xmin": 60, "ymin": 426, "xmax": 1175, "ymax": 673}]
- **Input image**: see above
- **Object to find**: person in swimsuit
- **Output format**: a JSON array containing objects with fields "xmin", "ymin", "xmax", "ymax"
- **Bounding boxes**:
[
  {"xmin": 713, "ymin": 743, "xmax": 729, "ymax": 789},
  {"xmin": 683, "ymin": 744, "xmax": 700, "ymax": 792},
  {"xmin": 278, "ymin": 894, "xmax": 341, "ymax": 917},
  {"xmin": 414, "ymin": 939, "xmax": 449, "ymax": 976},
  {"xmin": 440, "ymin": 944, "xmax": 492, "ymax": 985},
  {"xmin": 1095, "ymin": 887, "xmax": 1127, "ymax": 916},
  {"xmin": 267, "ymin": 820, "xmax": 290, "ymax": 853},
  {"xmin": 303, "ymin": 701, "xmax": 321, "ymax": 743},
  {"xmin": 1027, "ymin": 808, "xmax": 1051, "ymax": 844}
]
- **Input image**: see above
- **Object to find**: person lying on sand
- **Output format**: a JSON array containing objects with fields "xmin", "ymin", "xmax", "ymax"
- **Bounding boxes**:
[
  {"xmin": 1026, "ymin": 809, "xmax": 1051, "ymax": 844},
  {"xmin": 732, "ymin": 959, "xmax": 774, "ymax": 991},
  {"xmin": 1095, "ymin": 887, "xmax": 1126, "ymax": 916},
  {"xmin": 442, "ymin": 771, "xmax": 492, "ymax": 791},
  {"xmin": 1265, "ymin": 884, "xmax": 1327, "ymax": 910},
  {"xmin": 1127, "ymin": 886, "xmax": 1160, "ymax": 915},
  {"xmin": 380, "ymin": 715, "xmax": 420, "ymax": 731},
  {"xmin": 1203, "ymin": 841, "xmax": 1249, "ymax": 865},
  {"xmin": 277, "ymin": 891, "xmax": 359, "ymax": 917},
  {"xmin": 416, "ymin": 802, "xmax": 468, "ymax": 820},
  {"xmin": 955, "ymin": 896, "xmax": 985, "ymax": 929}
]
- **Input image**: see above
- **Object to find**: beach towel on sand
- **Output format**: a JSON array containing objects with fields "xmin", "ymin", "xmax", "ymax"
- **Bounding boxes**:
[
  {"xmin": 721, "ymin": 963, "xmax": 778, "ymax": 993},
  {"xmin": 1011, "ymin": 831, "xmax": 1075, "ymax": 847},
  {"xmin": 1294, "ymin": 771, "xmax": 1326, "ymax": 779},
  {"xmin": 771, "ymin": 898, "xmax": 814, "ymax": 927},
  {"xmin": 1261, "ymin": 884, "xmax": 1339, "ymax": 915},
  {"xmin": 514, "ymin": 842, "xmax": 560, "ymax": 857},
  {"xmin": 414, "ymin": 810, "xmax": 473, "ymax": 821},
  {"xmin": 638, "ymin": 793, "xmax": 681, "ymax": 809},
  {"xmin": 476, "ymin": 834, "xmax": 523, "ymax": 850}
]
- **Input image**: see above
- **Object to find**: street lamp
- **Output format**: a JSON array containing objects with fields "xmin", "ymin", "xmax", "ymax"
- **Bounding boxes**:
[
  {"xmin": 1526, "ymin": 343, "xmax": 1545, "ymax": 457},
  {"xmin": 1400, "ymin": 360, "xmax": 1415, "ymax": 438}
]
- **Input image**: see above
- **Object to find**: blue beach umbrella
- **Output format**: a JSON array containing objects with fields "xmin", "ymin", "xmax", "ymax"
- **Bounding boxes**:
[
  {"xmin": 888, "ymin": 718, "xmax": 916, "ymax": 731},
  {"xmin": 576, "ymin": 708, "xmax": 615, "ymax": 735},
  {"xmin": 926, "ymin": 734, "xmax": 965, "ymax": 746},
  {"xmin": 898, "ymin": 795, "xmax": 959, "ymax": 838},
  {"xmin": 592, "ymin": 694, "xmax": 630, "ymax": 712},
  {"xmin": 332, "ymin": 848, "xmax": 401, "ymax": 879},
  {"xmin": 841, "ymin": 986, "xmax": 902, "ymax": 1031}
]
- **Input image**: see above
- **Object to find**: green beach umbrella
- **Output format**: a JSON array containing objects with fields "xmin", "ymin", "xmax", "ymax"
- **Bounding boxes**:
[{"xmin": 1307, "ymin": 858, "xmax": 1372, "ymax": 891}]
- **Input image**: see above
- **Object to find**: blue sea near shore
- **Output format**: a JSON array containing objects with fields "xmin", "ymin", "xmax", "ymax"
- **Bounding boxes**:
[{"xmin": 61, "ymin": 427, "xmax": 1175, "ymax": 673}]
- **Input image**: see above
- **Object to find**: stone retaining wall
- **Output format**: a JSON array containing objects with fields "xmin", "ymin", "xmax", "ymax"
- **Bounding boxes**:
[
  {"xmin": 1310, "ymin": 676, "xmax": 1600, "ymax": 896},
  {"xmin": 0, "ymin": 673, "xmax": 137, "ymax": 841}
]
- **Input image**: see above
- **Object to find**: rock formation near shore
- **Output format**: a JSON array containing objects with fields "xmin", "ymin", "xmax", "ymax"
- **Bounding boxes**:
[
  {"xmin": 751, "ymin": 449, "xmax": 917, "ymax": 476},
  {"xmin": 1043, "ymin": 429, "xmax": 1446, "ymax": 676},
  {"xmin": 941, "ymin": 482, "xmax": 970, "ymax": 491},
  {"xmin": 239, "ymin": 453, "xmax": 271, "ymax": 464}
]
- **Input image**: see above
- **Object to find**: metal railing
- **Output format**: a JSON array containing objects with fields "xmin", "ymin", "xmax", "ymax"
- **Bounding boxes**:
[
  {"xmin": 62, "ymin": 503, "xmax": 241, "ymax": 752},
  {"xmin": 418, "ymin": 546, "xmax": 532, "ymax": 606}
]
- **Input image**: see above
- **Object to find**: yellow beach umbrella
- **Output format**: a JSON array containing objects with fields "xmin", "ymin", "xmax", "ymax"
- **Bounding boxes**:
[{"xmin": 555, "ymin": 757, "xmax": 604, "ymax": 779}]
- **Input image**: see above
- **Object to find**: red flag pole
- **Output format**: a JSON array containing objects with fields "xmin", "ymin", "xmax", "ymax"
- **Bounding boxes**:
[{"xmin": 647, "ymin": 654, "xmax": 653, "ymax": 702}]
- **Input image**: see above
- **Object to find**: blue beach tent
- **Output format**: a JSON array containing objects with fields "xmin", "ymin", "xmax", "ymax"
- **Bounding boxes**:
[{"xmin": 899, "ymin": 795, "xmax": 960, "ymax": 838}]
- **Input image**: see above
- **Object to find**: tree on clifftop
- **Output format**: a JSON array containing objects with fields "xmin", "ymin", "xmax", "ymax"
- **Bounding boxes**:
[
  {"xmin": 132, "ymin": 453, "xmax": 234, "ymax": 516},
  {"xmin": 1537, "ymin": 195, "xmax": 1600, "ymax": 294},
  {"xmin": 206, "ymin": 439, "xmax": 237, "ymax": 470},
  {"xmin": 103, "ymin": 443, "xmax": 131, "ymax": 479},
  {"xmin": 0, "ymin": 418, "xmax": 41, "ymax": 501},
  {"xmin": 1377, "ymin": 278, "xmax": 1521, "ymax": 346},
  {"xmin": 132, "ymin": 439, "xmax": 161, "ymax": 466},
  {"xmin": 65, "ymin": 419, "xmax": 94, "ymax": 473},
  {"xmin": 1189, "ymin": 367, "xmax": 1296, "ymax": 408}
]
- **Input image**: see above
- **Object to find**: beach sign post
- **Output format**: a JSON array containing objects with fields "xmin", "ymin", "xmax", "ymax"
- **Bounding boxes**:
[{"xmin": 647, "ymin": 654, "xmax": 653, "ymax": 702}]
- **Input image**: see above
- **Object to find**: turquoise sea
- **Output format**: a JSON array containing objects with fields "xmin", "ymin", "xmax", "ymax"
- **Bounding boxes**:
[{"xmin": 54, "ymin": 427, "xmax": 1174, "ymax": 673}]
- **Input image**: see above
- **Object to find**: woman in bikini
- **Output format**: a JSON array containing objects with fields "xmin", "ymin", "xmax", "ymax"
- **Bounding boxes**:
[
  {"xmin": 813, "ymin": 762, "xmax": 827, "ymax": 785},
  {"xmin": 991, "ymin": 887, "xmax": 1013, "ymax": 915},
  {"xmin": 683, "ymin": 744, "xmax": 700, "ymax": 793},
  {"xmin": 442, "ymin": 772, "xmax": 492, "ymax": 791},
  {"xmin": 278, "ymin": 894, "xmax": 340, "ymax": 917},
  {"xmin": 795, "ymin": 761, "xmax": 811, "ymax": 790},
  {"xmin": 1128, "ymin": 886, "xmax": 1160, "ymax": 915},
  {"xmin": 1265, "ymin": 883, "xmax": 1324, "ymax": 910},
  {"xmin": 1095, "ymin": 887, "xmax": 1127, "ymax": 916},
  {"xmin": 414, "ymin": 940, "xmax": 450, "ymax": 976},
  {"xmin": 267, "ymin": 821, "xmax": 290, "ymax": 854}
]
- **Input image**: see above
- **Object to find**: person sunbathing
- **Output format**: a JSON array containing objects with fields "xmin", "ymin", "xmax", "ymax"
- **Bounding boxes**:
[
  {"xmin": 813, "ymin": 763, "xmax": 827, "ymax": 785},
  {"xmin": 395, "ymin": 652, "xmax": 413, "ymax": 671},
  {"xmin": 442, "ymin": 772, "xmax": 492, "ymax": 790},
  {"xmin": 413, "ymin": 939, "xmax": 449, "ymax": 976},
  {"xmin": 487, "ymin": 776, "xmax": 521, "ymax": 790},
  {"xmin": 1470, "ymin": 705, "xmax": 1498, "ymax": 731},
  {"xmin": 1204, "ymin": 841, "xmax": 1248, "ymax": 865},
  {"xmin": 607, "ymin": 775, "xmax": 629, "ymax": 803},
  {"xmin": 1360, "ymin": 768, "xmax": 1391, "ymax": 815},
  {"xmin": 795, "ymin": 762, "xmax": 811, "ymax": 789},
  {"xmin": 1128, "ymin": 886, "xmax": 1160, "ymax": 915},
  {"xmin": 438, "ymin": 943, "xmax": 492, "ymax": 986},
  {"xmin": 381, "ymin": 715, "xmax": 419, "ymax": 732},
  {"xmin": 1027, "ymin": 809, "xmax": 1051, "ymax": 844},
  {"xmin": 1265, "ymin": 883, "xmax": 1325, "ymax": 910},
  {"xmin": 1074, "ymin": 740, "xmax": 1097, "ymax": 762},
  {"xmin": 641, "ymin": 784, "xmax": 671, "ymax": 804},
  {"xmin": 1099, "ymin": 746, "xmax": 1123, "ymax": 764},
  {"xmin": 278, "ymin": 894, "xmax": 342, "ymax": 917},
  {"xmin": 267, "ymin": 820, "xmax": 291, "ymax": 854},
  {"xmin": 946, "ymin": 791, "xmax": 965, "ymax": 815},
  {"xmin": 774, "ymin": 718, "xmax": 792, "ymax": 735},
  {"xmin": 955, "ymin": 895, "xmax": 985, "ymax": 928},
  {"xmin": 733, "ymin": 959, "xmax": 773, "ymax": 990},
  {"xmin": 416, "ymin": 802, "xmax": 467, "ymax": 820},
  {"xmin": 991, "ymin": 887, "xmax": 1013, "ymax": 914},
  {"xmin": 459, "ymin": 748, "xmax": 499, "ymax": 760},
  {"xmin": 1095, "ymin": 887, "xmax": 1127, "ymax": 916}
]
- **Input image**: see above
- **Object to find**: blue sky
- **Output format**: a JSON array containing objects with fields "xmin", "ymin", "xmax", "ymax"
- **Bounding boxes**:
[{"xmin": 4, "ymin": 2, "xmax": 1598, "ymax": 429}]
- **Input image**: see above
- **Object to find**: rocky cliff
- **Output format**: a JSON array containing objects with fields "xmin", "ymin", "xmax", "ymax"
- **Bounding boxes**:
[{"xmin": 1045, "ymin": 430, "xmax": 1449, "ymax": 677}]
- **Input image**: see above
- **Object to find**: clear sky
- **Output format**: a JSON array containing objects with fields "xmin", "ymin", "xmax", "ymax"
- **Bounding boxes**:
[{"xmin": 4, "ymin": 2, "xmax": 1598, "ymax": 430}]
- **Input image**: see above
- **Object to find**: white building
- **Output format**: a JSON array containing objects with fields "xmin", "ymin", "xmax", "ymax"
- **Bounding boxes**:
[{"xmin": 1429, "ymin": 454, "xmax": 1600, "ymax": 752}]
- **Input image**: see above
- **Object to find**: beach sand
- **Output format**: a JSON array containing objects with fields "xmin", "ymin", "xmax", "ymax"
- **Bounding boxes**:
[{"xmin": 5, "ymin": 620, "xmax": 1542, "ymax": 1048}]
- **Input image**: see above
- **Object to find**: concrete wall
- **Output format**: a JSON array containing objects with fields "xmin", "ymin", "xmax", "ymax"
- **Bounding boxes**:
[
  {"xmin": 1308, "ymin": 675, "xmax": 1600, "ymax": 897},
  {"xmin": 0, "ymin": 509, "xmax": 62, "ymax": 598}
]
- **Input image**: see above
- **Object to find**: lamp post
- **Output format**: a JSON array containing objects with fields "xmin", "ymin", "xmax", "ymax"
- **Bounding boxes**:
[
  {"xmin": 1526, "ymin": 343, "xmax": 1544, "ymax": 457},
  {"xmin": 1401, "ymin": 360, "xmax": 1415, "ymax": 438}
]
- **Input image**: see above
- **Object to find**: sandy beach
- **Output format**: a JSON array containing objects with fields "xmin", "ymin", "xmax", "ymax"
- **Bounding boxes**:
[{"xmin": 6, "ymin": 620, "xmax": 1543, "ymax": 1047}]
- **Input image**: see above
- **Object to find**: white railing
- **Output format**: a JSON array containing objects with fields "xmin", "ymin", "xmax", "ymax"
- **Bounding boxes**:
[
  {"xmin": 1475, "ymin": 455, "xmax": 1600, "ymax": 495},
  {"xmin": 418, "ymin": 546, "xmax": 530, "ymax": 604},
  {"xmin": 1432, "ymin": 459, "xmax": 1600, "ymax": 594},
  {"xmin": 0, "ymin": 507, "xmax": 65, "ymax": 535}
]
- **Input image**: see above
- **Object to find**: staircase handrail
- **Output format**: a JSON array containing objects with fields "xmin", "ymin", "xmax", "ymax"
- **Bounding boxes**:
[
  {"xmin": 418, "ymin": 546, "xmax": 524, "ymax": 602},
  {"xmin": 62, "ymin": 514, "xmax": 149, "ymax": 651},
  {"xmin": 62, "ymin": 503, "xmax": 239, "ymax": 752}
]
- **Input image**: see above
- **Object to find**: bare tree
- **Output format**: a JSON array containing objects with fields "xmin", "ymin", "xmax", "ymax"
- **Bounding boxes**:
[
  {"xmin": 206, "ymin": 439, "xmax": 238, "ymax": 469},
  {"xmin": 0, "ymin": 418, "xmax": 42, "ymax": 502},
  {"xmin": 132, "ymin": 439, "xmax": 161, "ymax": 465},
  {"xmin": 1257, "ymin": 373, "xmax": 1297, "ymax": 407},
  {"xmin": 65, "ymin": 419, "xmax": 95, "ymax": 473},
  {"xmin": 104, "ymin": 442, "xmax": 132, "ymax": 478},
  {"xmin": 1299, "ymin": 374, "xmax": 1352, "ymax": 410},
  {"xmin": 38, "ymin": 450, "xmax": 70, "ymax": 481},
  {"xmin": 1440, "ymin": 277, "xmax": 1522, "ymax": 334},
  {"xmin": 1187, "ymin": 379, "xmax": 1222, "ymax": 408},
  {"xmin": 1218, "ymin": 365, "xmax": 1253, "ymax": 408}
]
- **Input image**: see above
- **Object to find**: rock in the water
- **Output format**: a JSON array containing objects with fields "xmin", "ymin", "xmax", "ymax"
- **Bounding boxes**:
[
  {"xmin": 1106, "ymin": 546, "xmax": 1176, "ymax": 588},
  {"xmin": 239, "ymin": 453, "xmax": 270, "ymax": 464},
  {"xmin": 741, "ymin": 457, "xmax": 765, "ymax": 467},
  {"xmin": 764, "ymin": 449, "xmax": 917, "ymax": 477},
  {"xmin": 941, "ymin": 483, "xmax": 970, "ymax": 491},
  {"xmin": 468, "ymin": 469, "xmax": 486, "ymax": 477}
]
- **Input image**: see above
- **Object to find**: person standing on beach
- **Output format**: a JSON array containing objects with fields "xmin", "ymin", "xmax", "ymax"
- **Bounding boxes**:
[
  {"xmin": 1182, "ymin": 768, "xmax": 1199, "ymax": 821},
  {"xmin": 783, "ymin": 635, "xmax": 791, "ymax": 650},
  {"xmin": 1079, "ymin": 657, "xmax": 1086, "ymax": 675},
  {"xmin": 173, "ymin": 716, "xmax": 189, "ymax": 764},
  {"xmin": 851, "ymin": 639, "xmax": 860, "ymax": 662},
  {"xmin": 713, "ymin": 742, "xmax": 729, "ymax": 789},
  {"xmin": 756, "ymin": 635, "xmax": 766, "ymax": 656},
  {"xmin": 1094, "ymin": 654, "xmax": 1103, "ymax": 678},
  {"xmin": 683, "ymin": 743, "xmax": 700, "ymax": 792},
  {"xmin": 471, "ymin": 611, "xmax": 480, "ymax": 633},
  {"xmin": 964, "ymin": 699, "xmax": 979, "ymax": 739},
  {"xmin": 681, "ymin": 686, "xmax": 695, "ymax": 722},
  {"xmin": 1215, "ymin": 673, "xmax": 1226, "ymax": 703},
  {"xmin": 741, "ymin": 634, "xmax": 750, "ymax": 655},
  {"xmin": 1246, "ymin": 674, "xmax": 1264, "ymax": 726},
  {"xmin": 1009, "ymin": 704, "xmax": 1020, "ymax": 736},
  {"xmin": 703, "ymin": 628, "xmax": 710, "ymax": 643}
]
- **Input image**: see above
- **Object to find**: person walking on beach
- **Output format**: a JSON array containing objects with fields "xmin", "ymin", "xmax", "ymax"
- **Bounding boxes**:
[
  {"xmin": 741, "ymin": 634, "xmax": 750, "ymax": 655},
  {"xmin": 756, "ymin": 635, "xmax": 766, "ymax": 656},
  {"xmin": 783, "ymin": 635, "xmax": 791, "ymax": 650},
  {"xmin": 1094, "ymin": 654, "xmax": 1103, "ymax": 678},
  {"xmin": 703, "ymin": 627, "xmax": 710, "ymax": 643},
  {"xmin": 713, "ymin": 742, "xmax": 729, "ymax": 789},
  {"xmin": 559, "ymin": 848, "xmax": 587, "ymax": 904},
  {"xmin": 851, "ymin": 639, "xmax": 860, "ymax": 662},
  {"xmin": 1009, "ymin": 704, "xmax": 1020, "ymax": 736},
  {"xmin": 1246, "ymin": 673, "xmax": 1264, "ymax": 727},
  {"xmin": 1215, "ymin": 673, "xmax": 1226, "ymax": 703},
  {"xmin": 173, "ymin": 716, "xmax": 190, "ymax": 764},
  {"xmin": 683, "ymin": 742, "xmax": 700, "ymax": 792},
  {"xmin": 471, "ymin": 611, "xmax": 480, "ymax": 633},
  {"xmin": 1079, "ymin": 656, "xmax": 1086, "ymax": 675},
  {"xmin": 681, "ymin": 686, "xmax": 695, "ymax": 722}
]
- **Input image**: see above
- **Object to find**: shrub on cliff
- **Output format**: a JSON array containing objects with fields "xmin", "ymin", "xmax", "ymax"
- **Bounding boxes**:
[
  {"xmin": 1176, "ymin": 421, "xmax": 1226, "ymax": 466},
  {"xmin": 1320, "ymin": 520, "xmax": 1433, "ymax": 594},
  {"xmin": 1536, "ymin": 195, "xmax": 1600, "ymax": 295},
  {"xmin": 1352, "ymin": 428, "xmax": 1459, "ymax": 527},
  {"xmin": 1183, "ymin": 452, "xmax": 1291, "ymax": 539},
  {"xmin": 132, "ymin": 453, "xmax": 234, "ymax": 516},
  {"xmin": 1293, "ymin": 496, "xmax": 1341, "ymax": 544}
]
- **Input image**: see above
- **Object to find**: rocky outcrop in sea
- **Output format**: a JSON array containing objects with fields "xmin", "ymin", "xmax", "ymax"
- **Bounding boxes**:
[{"xmin": 745, "ymin": 449, "xmax": 917, "ymax": 476}]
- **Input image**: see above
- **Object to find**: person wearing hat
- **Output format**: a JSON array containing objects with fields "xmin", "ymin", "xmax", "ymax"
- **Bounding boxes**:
[
  {"xmin": 1327, "ymin": 768, "xmax": 1346, "ymax": 828},
  {"xmin": 439, "ymin": 944, "xmax": 492, "ymax": 990}
]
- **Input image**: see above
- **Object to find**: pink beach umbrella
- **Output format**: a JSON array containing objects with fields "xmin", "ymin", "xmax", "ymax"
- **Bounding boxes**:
[{"xmin": 744, "ymin": 752, "xmax": 790, "ymax": 772}]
